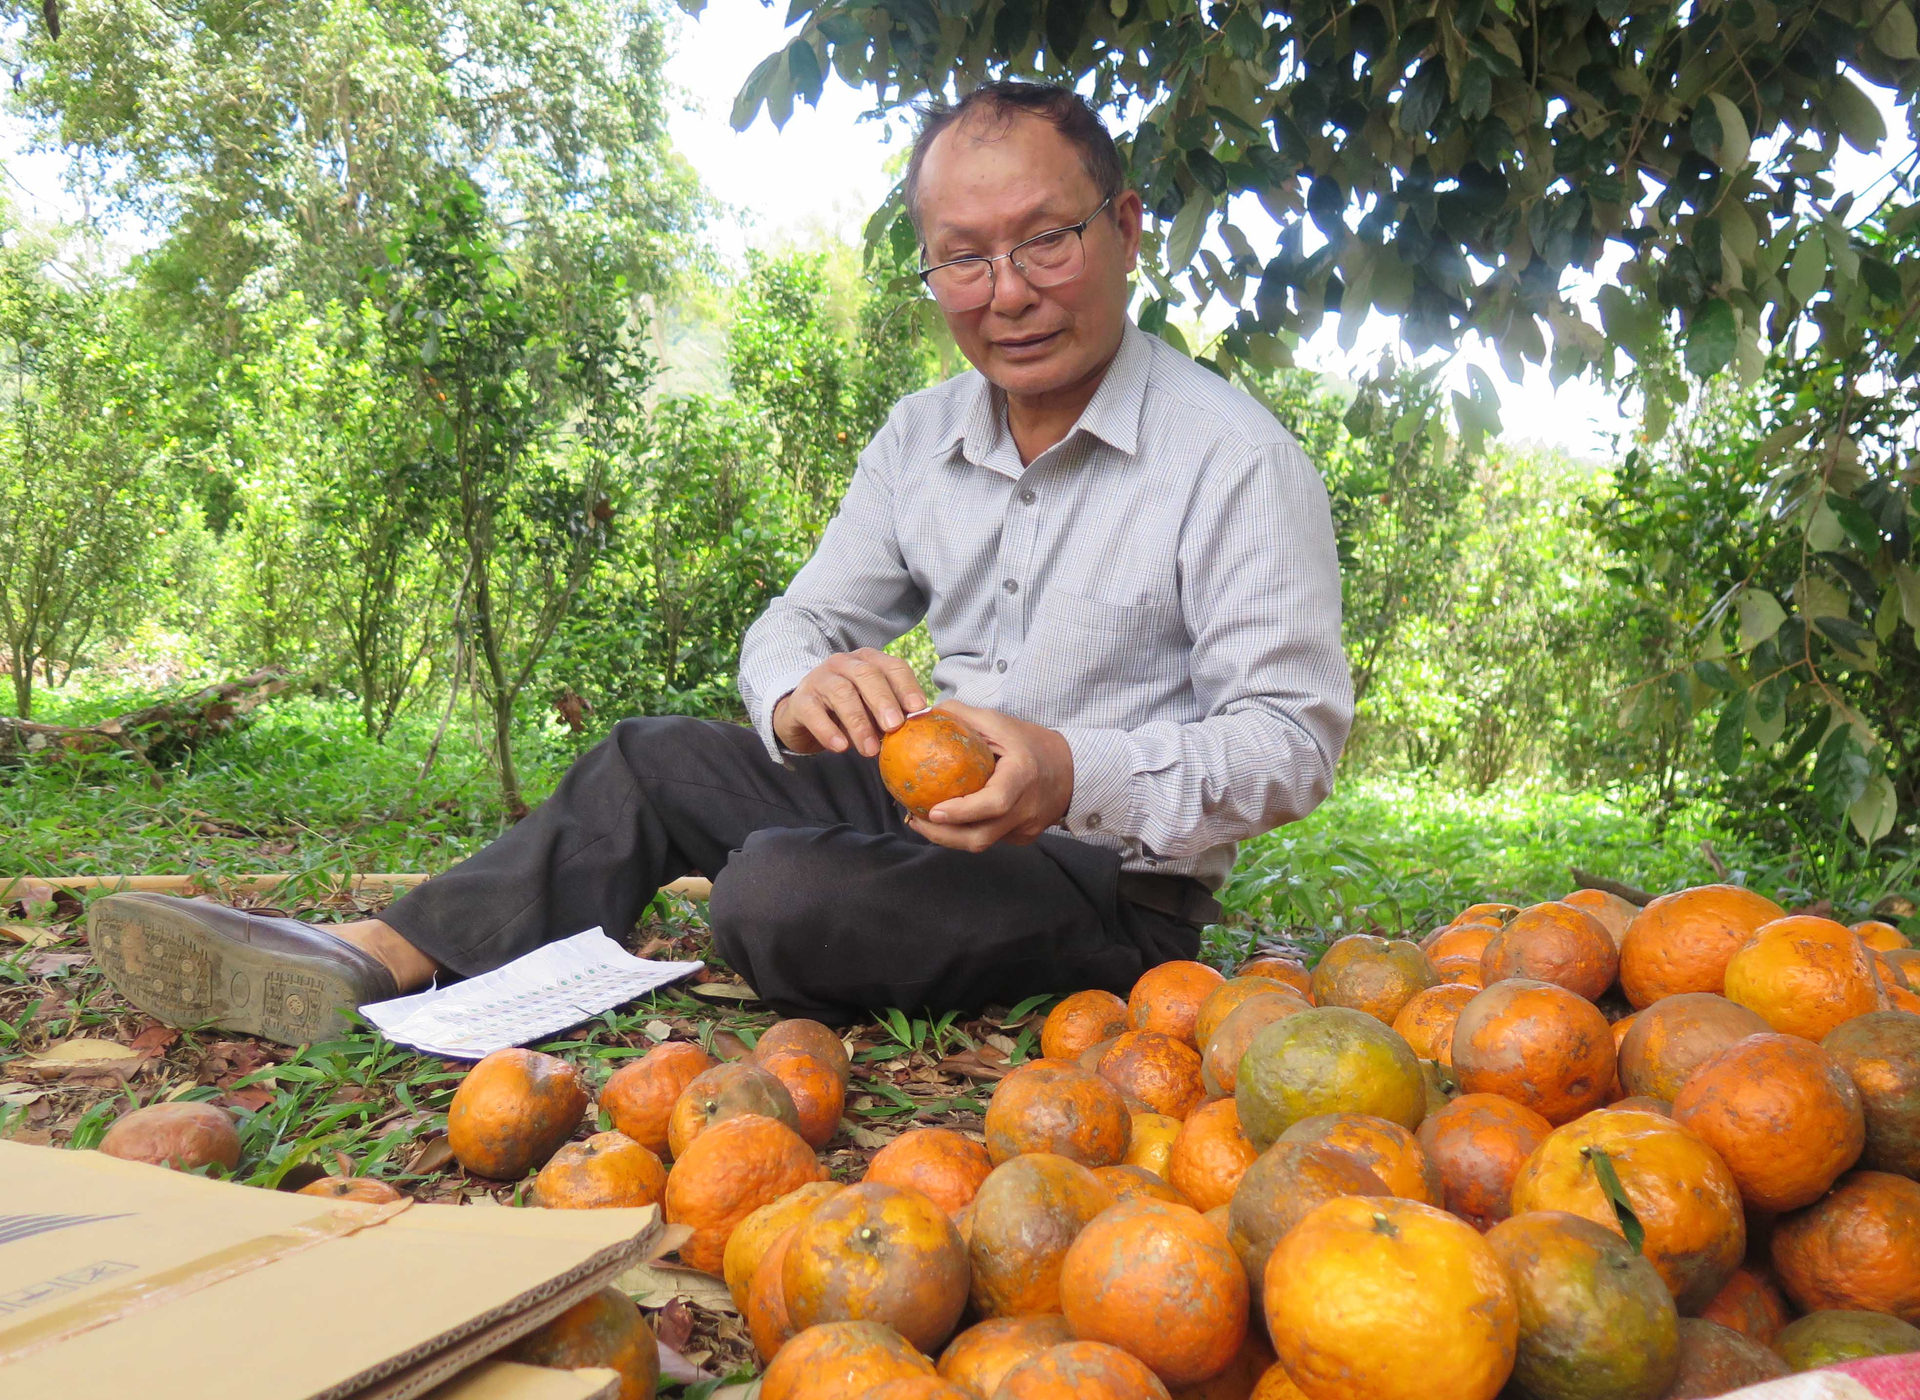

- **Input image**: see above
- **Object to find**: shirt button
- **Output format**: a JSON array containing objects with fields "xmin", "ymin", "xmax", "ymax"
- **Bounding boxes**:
[
  {"xmin": 1002, "ymin": 578, "xmax": 1019, "ymax": 594},
  {"xmin": 995, "ymin": 659, "xmax": 1008, "ymax": 673},
  {"xmin": 1019, "ymin": 488, "xmax": 1036, "ymax": 505},
  {"xmin": 1085, "ymin": 813, "xmax": 1102, "ymax": 830}
]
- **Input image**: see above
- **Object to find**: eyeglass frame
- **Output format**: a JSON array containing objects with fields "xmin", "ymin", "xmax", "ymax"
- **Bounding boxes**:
[{"xmin": 917, "ymin": 193, "xmax": 1118, "ymax": 308}]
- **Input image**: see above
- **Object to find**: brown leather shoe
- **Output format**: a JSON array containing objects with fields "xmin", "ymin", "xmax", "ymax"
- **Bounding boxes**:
[{"xmin": 89, "ymin": 892, "xmax": 399, "ymax": 1045}]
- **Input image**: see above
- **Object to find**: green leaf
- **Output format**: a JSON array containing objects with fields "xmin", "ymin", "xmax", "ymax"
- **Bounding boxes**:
[
  {"xmin": 1583, "ymin": 1147, "xmax": 1645, "ymax": 1254},
  {"xmin": 1747, "ymin": 685, "xmax": 1786, "ymax": 749},
  {"xmin": 1828, "ymin": 77, "xmax": 1887, "ymax": 153},
  {"xmin": 730, "ymin": 50, "xmax": 785, "ymax": 131},
  {"xmin": 1814, "ymin": 728, "xmax": 1871, "ymax": 824},
  {"xmin": 1703, "ymin": 93, "xmax": 1750, "ymax": 173},
  {"xmin": 1683, "ymin": 299, "xmax": 1737, "ymax": 379},
  {"xmin": 786, "ymin": 40, "xmax": 824, "ymax": 108},
  {"xmin": 1787, "ymin": 236, "xmax": 1827, "ymax": 304},
  {"xmin": 1735, "ymin": 588, "xmax": 1786, "ymax": 650},
  {"xmin": 1712, "ymin": 696, "xmax": 1746, "ymax": 775},
  {"xmin": 1166, "ymin": 197, "xmax": 1211, "ymax": 273},
  {"xmin": 1895, "ymin": 564, "xmax": 1920, "ymax": 629},
  {"xmin": 1850, "ymin": 774, "xmax": 1898, "ymax": 844},
  {"xmin": 1873, "ymin": 1, "xmax": 1919, "ymax": 60}
]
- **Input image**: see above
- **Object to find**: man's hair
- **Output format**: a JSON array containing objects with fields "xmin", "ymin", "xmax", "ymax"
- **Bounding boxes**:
[{"xmin": 902, "ymin": 81, "xmax": 1124, "ymax": 236}]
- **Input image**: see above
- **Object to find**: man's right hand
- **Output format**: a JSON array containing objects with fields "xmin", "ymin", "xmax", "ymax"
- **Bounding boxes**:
[{"xmin": 772, "ymin": 648, "xmax": 930, "ymax": 758}]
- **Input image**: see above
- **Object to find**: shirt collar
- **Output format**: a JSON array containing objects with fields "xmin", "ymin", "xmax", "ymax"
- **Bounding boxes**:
[{"xmin": 949, "ymin": 321, "xmax": 1153, "ymax": 473}]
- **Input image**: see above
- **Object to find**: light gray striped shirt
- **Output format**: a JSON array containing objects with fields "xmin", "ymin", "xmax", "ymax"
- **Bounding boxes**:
[{"xmin": 737, "ymin": 323, "xmax": 1352, "ymax": 888}]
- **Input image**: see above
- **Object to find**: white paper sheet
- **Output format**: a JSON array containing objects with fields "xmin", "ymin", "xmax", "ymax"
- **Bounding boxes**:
[{"xmin": 358, "ymin": 927, "xmax": 703, "ymax": 1059}]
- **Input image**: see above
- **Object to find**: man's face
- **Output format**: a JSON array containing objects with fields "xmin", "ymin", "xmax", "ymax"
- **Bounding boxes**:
[{"xmin": 915, "ymin": 111, "xmax": 1143, "ymax": 402}]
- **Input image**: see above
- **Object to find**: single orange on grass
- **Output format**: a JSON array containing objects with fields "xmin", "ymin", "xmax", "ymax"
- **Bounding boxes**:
[
  {"xmin": 1042, "ymin": 990, "xmax": 1133, "ymax": 1062},
  {"xmin": 528, "ymin": 1130, "xmax": 667, "ymax": 1209},
  {"xmin": 753, "ymin": 1018, "xmax": 852, "ymax": 1085},
  {"xmin": 446, "ymin": 1047, "xmax": 588, "ymax": 1181},
  {"xmin": 756, "ymin": 1046, "xmax": 847, "ymax": 1150},
  {"xmin": 1131, "ymin": 961, "xmax": 1227, "ymax": 1046}
]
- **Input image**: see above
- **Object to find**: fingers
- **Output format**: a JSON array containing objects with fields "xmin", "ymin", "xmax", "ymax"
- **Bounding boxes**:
[
  {"xmin": 782, "ymin": 688, "xmax": 854, "ymax": 754},
  {"xmin": 926, "ymin": 763, "xmax": 1019, "ymax": 826},
  {"xmin": 854, "ymin": 648, "xmax": 929, "ymax": 714}
]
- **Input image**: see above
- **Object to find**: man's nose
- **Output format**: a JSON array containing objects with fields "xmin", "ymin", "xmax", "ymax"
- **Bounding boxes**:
[{"xmin": 988, "ymin": 256, "xmax": 1039, "ymax": 315}]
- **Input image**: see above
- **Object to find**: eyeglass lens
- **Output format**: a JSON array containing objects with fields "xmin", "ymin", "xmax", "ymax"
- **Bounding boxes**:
[{"xmin": 927, "ymin": 229, "xmax": 1087, "ymax": 311}]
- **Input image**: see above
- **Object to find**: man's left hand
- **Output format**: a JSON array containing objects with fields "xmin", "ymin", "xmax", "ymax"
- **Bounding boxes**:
[{"xmin": 910, "ymin": 701, "xmax": 1075, "ymax": 852}]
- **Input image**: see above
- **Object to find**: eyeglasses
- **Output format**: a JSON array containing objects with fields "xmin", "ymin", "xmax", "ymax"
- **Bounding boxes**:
[{"xmin": 918, "ymin": 195, "xmax": 1115, "ymax": 312}]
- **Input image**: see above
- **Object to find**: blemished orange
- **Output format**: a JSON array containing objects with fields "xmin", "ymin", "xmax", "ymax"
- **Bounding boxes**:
[
  {"xmin": 1822, "ymin": 1010, "xmax": 1920, "ymax": 1178},
  {"xmin": 745, "ymin": 1224, "xmax": 800, "ymax": 1360},
  {"xmin": 528, "ymin": 1130, "xmax": 667, "ymax": 1210},
  {"xmin": 599, "ymin": 1040, "xmax": 715, "ymax": 1158},
  {"xmin": 666, "ymin": 1060, "xmax": 800, "ymax": 1159},
  {"xmin": 1430, "ymin": 954, "xmax": 1486, "ymax": 988},
  {"xmin": 1124, "ymin": 1112, "xmax": 1183, "ymax": 1178},
  {"xmin": 1481, "ymin": 900, "xmax": 1620, "ymax": 1001},
  {"xmin": 504, "ymin": 1286, "xmax": 658, "ymax": 1400},
  {"xmin": 663, "ymin": 1113, "xmax": 824, "ymax": 1275},
  {"xmin": 1854, "ymin": 919, "xmax": 1911, "ymax": 952},
  {"xmin": 1607, "ymin": 1013, "xmax": 1636, "ymax": 1102},
  {"xmin": 1238, "ymin": 956, "xmax": 1313, "ymax": 1001},
  {"xmin": 1061, "ymin": 1198, "xmax": 1249, "ymax": 1388},
  {"xmin": 1199, "ymin": 992, "xmax": 1312, "ymax": 1097},
  {"xmin": 1449, "ymin": 902, "xmax": 1520, "ymax": 927},
  {"xmin": 753, "ymin": 1019, "xmax": 852, "ymax": 1086},
  {"xmin": 1671, "ymin": 1032, "xmax": 1865, "ymax": 1210},
  {"xmin": 1422, "ymin": 921, "xmax": 1500, "ymax": 965},
  {"xmin": 1618, "ymin": 884, "xmax": 1786, "ymax": 1009},
  {"xmin": 1616, "ymin": 993, "xmax": 1770, "ymax": 1102},
  {"xmin": 782, "ymin": 1181, "xmax": 970, "ymax": 1353},
  {"xmin": 1509, "ymin": 1108, "xmax": 1744, "ymax": 1312},
  {"xmin": 1168, "ymin": 1099, "xmax": 1260, "ymax": 1213},
  {"xmin": 1195, "ymin": 976, "xmax": 1292, "ymax": 1050},
  {"xmin": 445, "ymin": 1047, "xmax": 588, "ymax": 1181},
  {"xmin": 936, "ymin": 1316, "xmax": 1074, "ymax": 1399},
  {"xmin": 1248, "ymin": 1363, "xmax": 1309, "ymax": 1399},
  {"xmin": 1042, "ymin": 990, "xmax": 1133, "ymax": 1063},
  {"xmin": 1698, "ymin": 1266, "xmax": 1790, "ymax": 1345},
  {"xmin": 1722, "ymin": 916, "xmax": 1884, "ymax": 1041},
  {"xmin": 1226, "ymin": 1140, "xmax": 1389, "ymax": 1289},
  {"xmin": 1560, "ymin": 887, "xmax": 1641, "ymax": 945},
  {"xmin": 860, "ymin": 1378, "xmax": 976, "ymax": 1400},
  {"xmin": 1769, "ymin": 1169, "xmax": 1920, "ymax": 1323},
  {"xmin": 1131, "ymin": 961, "xmax": 1228, "ymax": 1045},
  {"xmin": 1450, "ymin": 979, "xmax": 1615, "ymax": 1125},
  {"xmin": 1096, "ymin": 1163, "xmax": 1191, "ymax": 1205},
  {"xmin": 1264, "ymin": 1195, "xmax": 1518, "ymax": 1400},
  {"xmin": 759, "ymin": 1320, "xmax": 936, "ymax": 1400},
  {"xmin": 1875, "ymin": 949, "xmax": 1911, "ymax": 990},
  {"xmin": 984, "ymin": 1058, "xmax": 1131, "ymax": 1166},
  {"xmin": 1164, "ymin": 1331, "xmax": 1276, "ymax": 1400},
  {"xmin": 1414, "ymin": 1093, "xmax": 1552, "ymax": 1231},
  {"xmin": 297, "ymin": 1175, "xmax": 404, "ymax": 1202},
  {"xmin": 1664, "ymin": 1318, "xmax": 1790, "ymax": 1395},
  {"xmin": 1277, "ymin": 1112, "xmax": 1443, "ymax": 1206},
  {"xmin": 755, "ymin": 1045, "xmax": 847, "ymax": 1150},
  {"xmin": 1308, "ymin": 934, "xmax": 1439, "ymax": 1024},
  {"xmin": 878, "ymin": 710, "xmax": 996, "ymax": 818},
  {"xmin": 1390, "ymin": 982, "xmax": 1478, "ymax": 1065},
  {"xmin": 966, "ymin": 1152, "xmax": 1115, "ymax": 1317},
  {"xmin": 994, "ymin": 1341, "xmax": 1175, "ymax": 1399},
  {"xmin": 1099, "ymin": 1031, "xmax": 1207, "ymax": 1119},
  {"xmin": 723, "ymin": 1180, "xmax": 845, "ymax": 1312},
  {"xmin": 864, "ymin": 1127, "xmax": 993, "ymax": 1217}
]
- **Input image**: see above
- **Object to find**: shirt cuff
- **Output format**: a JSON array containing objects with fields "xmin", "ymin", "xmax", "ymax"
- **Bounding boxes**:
[
  {"xmin": 1055, "ymin": 727, "xmax": 1137, "ymax": 840},
  {"xmin": 751, "ymin": 673, "xmax": 817, "ymax": 763}
]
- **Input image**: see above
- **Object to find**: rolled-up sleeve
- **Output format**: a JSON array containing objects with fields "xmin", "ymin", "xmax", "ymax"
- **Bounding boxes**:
[
  {"xmin": 737, "ymin": 416, "xmax": 929, "ymax": 760},
  {"xmin": 1053, "ymin": 437, "xmax": 1352, "ymax": 861}
]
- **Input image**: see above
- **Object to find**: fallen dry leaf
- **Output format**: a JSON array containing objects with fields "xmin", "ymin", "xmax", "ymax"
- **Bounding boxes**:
[
  {"xmin": 616, "ymin": 1260, "xmax": 738, "ymax": 1314},
  {"xmin": 710, "ymin": 1030, "xmax": 750, "ymax": 1061},
  {"xmin": 22, "ymin": 951, "xmax": 87, "ymax": 977},
  {"xmin": 129, "ymin": 1023, "xmax": 181, "ymax": 1058},
  {"xmin": 1, "ymin": 922, "xmax": 64, "ymax": 948},
  {"xmin": 654, "ymin": 1298, "xmax": 694, "ymax": 1351},
  {"xmin": 933, "ymin": 1049, "xmax": 1011, "ymax": 1082},
  {"xmin": 657, "ymin": 1342, "xmax": 714, "ymax": 1385},
  {"xmin": 410, "ymin": 1132, "xmax": 454, "ymax": 1174},
  {"xmin": 220, "ymin": 1086, "xmax": 276, "ymax": 1112},
  {"xmin": 27, "ymin": 1038, "xmax": 141, "ymax": 1068}
]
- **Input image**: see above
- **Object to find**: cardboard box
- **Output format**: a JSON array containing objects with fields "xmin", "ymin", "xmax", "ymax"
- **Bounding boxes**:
[
  {"xmin": 0, "ymin": 1140, "xmax": 668, "ymax": 1400},
  {"xmin": 421, "ymin": 1361, "xmax": 619, "ymax": 1400}
]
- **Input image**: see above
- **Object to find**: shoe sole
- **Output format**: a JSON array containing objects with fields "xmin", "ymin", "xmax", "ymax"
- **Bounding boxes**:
[{"xmin": 89, "ymin": 895, "xmax": 372, "ymax": 1046}]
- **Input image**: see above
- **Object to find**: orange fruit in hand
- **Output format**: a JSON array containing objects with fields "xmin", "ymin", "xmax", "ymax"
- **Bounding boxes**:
[
  {"xmin": 1770, "ymin": 1169, "xmax": 1920, "ymax": 1323},
  {"xmin": 724, "ymin": 1180, "xmax": 845, "ymax": 1312},
  {"xmin": 1061, "ymin": 1198, "xmax": 1249, "ymax": 1387},
  {"xmin": 1510, "ymin": 1108, "xmax": 1745, "ymax": 1312},
  {"xmin": 1723, "ymin": 916, "xmax": 1884, "ymax": 1041},
  {"xmin": 1561, "ymin": 888, "xmax": 1641, "ymax": 945},
  {"xmin": 984, "ymin": 1058, "xmax": 1131, "ymax": 1166},
  {"xmin": 663, "ymin": 1113, "xmax": 824, "ymax": 1274},
  {"xmin": 1618, "ymin": 884, "xmax": 1786, "ymax": 1009},
  {"xmin": 1451, "ymin": 979, "xmax": 1615, "ymax": 1125},
  {"xmin": 599, "ymin": 1040, "xmax": 715, "ymax": 1157},
  {"xmin": 667, "ymin": 1060, "xmax": 800, "ymax": 1159},
  {"xmin": 754, "ymin": 1018, "xmax": 852, "ymax": 1085},
  {"xmin": 878, "ymin": 710, "xmax": 996, "ymax": 818},
  {"xmin": 1278, "ymin": 1111, "xmax": 1443, "ymax": 1206},
  {"xmin": 1131, "ymin": 960, "xmax": 1227, "ymax": 1045},
  {"xmin": 865, "ymin": 1127, "xmax": 993, "ymax": 1217},
  {"xmin": 1485, "ymin": 1210, "xmax": 1680, "ymax": 1400},
  {"xmin": 1671, "ymin": 1033, "xmax": 1865, "ymax": 1210},
  {"xmin": 967, "ymin": 1152, "xmax": 1114, "ymax": 1317},
  {"xmin": 1227, "ymin": 1139, "xmax": 1389, "ymax": 1285},
  {"xmin": 1194, "ymin": 976, "xmax": 1293, "ymax": 1049},
  {"xmin": 1822, "ymin": 1010, "xmax": 1920, "ymax": 1178},
  {"xmin": 936, "ymin": 1316, "xmax": 1073, "ymax": 1399},
  {"xmin": 1414, "ymin": 1093, "xmax": 1552, "ymax": 1231},
  {"xmin": 1168, "ymin": 1099, "xmax": 1260, "ymax": 1213},
  {"xmin": 1854, "ymin": 919, "xmax": 1911, "ymax": 952},
  {"xmin": 1309, "ymin": 934, "xmax": 1439, "ymax": 1024},
  {"xmin": 1042, "ymin": 989, "xmax": 1132, "ymax": 1062},
  {"xmin": 1095, "ymin": 1163, "xmax": 1189, "ymax": 1205},
  {"xmin": 783, "ymin": 1181, "xmax": 971, "ymax": 1353},
  {"xmin": 446, "ymin": 1047, "xmax": 588, "ymax": 1181},
  {"xmin": 1698, "ymin": 1266, "xmax": 1790, "ymax": 1345},
  {"xmin": 1124, "ymin": 1111, "xmax": 1182, "ymax": 1178},
  {"xmin": 1481, "ymin": 900, "xmax": 1619, "ymax": 1001},
  {"xmin": 1238, "ymin": 956, "xmax": 1313, "ymax": 1001},
  {"xmin": 1264, "ymin": 1195, "xmax": 1518, "ymax": 1400},
  {"xmin": 756, "ymin": 1046, "xmax": 847, "ymax": 1149},
  {"xmin": 505, "ymin": 1286, "xmax": 658, "ymax": 1400},
  {"xmin": 995, "ymin": 1341, "xmax": 1174, "ymax": 1399},
  {"xmin": 1664, "ymin": 1318, "xmax": 1789, "ymax": 1396},
  {"xmin": 1391, "ymin": 983, "xmax": 1478, "ymax": 1065},
  {"xmin": 1199, "ymin": 992, "xmax": 1312, "ymax": 1097},
  {"xmin": 1616, "ymin": 992, "xmax": 1770, "ymax": 1102},
  {"xmin": 760, "ymin": 1320, "xmax": 936, "ymax": 1400},
  {"xmin": 1099, "ymin": 1031, "xmax": 1207, "ymax": 1119},
  {"xmin": 529, "ymin": 1130, "xmax": 667, "ymax": 1209}
]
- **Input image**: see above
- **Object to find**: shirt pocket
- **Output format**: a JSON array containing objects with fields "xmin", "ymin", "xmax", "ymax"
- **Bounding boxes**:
[{"xmin": 1025, "ymin": 588, "xmax": 1188, "ymax": 726}]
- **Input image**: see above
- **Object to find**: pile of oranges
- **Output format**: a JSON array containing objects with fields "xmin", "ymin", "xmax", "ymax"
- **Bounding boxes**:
[{"xmin": 436, "ymin": 883, "xmax": 1920, "ymax": 1400}]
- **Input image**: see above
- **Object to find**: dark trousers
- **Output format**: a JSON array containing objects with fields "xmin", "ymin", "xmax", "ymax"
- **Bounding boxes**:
[{"xmin": 380, "ymin": 717, "xmax": 1201, "ymax": 1022}]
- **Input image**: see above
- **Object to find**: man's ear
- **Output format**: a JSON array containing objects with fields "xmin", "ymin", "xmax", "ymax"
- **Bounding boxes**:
[{"xmin": 1113, "ymin": 189, "xmax": 1145, "ymax": 274}]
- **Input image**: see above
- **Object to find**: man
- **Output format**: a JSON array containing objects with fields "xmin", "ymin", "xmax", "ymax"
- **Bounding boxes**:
[{"xmin": 90, "ymin": 82, "xmax": 1351, "ymax": 1043}]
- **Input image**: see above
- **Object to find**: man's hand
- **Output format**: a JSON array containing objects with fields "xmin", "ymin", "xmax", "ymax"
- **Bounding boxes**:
[
  {"xmin": 911, "ymin": 700, "xmax": 1075, "ymax": 852},
  {"xmin": 772, "ymin": 648, "xmax": 929, "ymax": 758}
]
